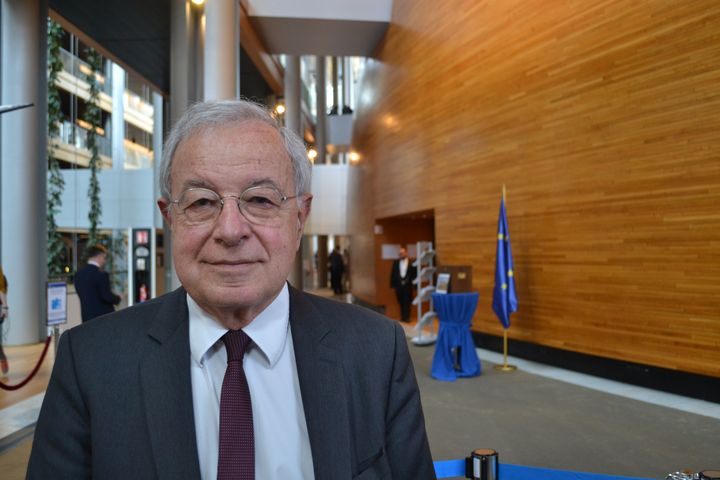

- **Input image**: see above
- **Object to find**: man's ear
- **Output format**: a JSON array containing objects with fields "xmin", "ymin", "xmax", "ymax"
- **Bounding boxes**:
[
  {"xmin": 296, "ymin": 195, "xmax": 313, "ymax": 240},
  {"xmin": 157, "ymin": 198, "xmax": 172, "ymax": 227}
]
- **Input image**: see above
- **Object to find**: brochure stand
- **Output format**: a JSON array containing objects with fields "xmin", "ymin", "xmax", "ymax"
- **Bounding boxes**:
[{"xmin": 412, "ymin": 241, "xmax": 437, "ymax": 346}]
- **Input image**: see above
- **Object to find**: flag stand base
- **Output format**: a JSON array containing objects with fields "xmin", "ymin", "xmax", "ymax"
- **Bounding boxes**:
[{"xmin": 494, "ymin": 364, "xmax": 517, "ymax": 371}]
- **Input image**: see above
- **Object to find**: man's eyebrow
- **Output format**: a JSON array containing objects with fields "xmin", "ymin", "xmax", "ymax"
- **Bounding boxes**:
[
  {"xmin": 247, "ymin": 178, "xmax": 281, "ymax": 189},
  {"xmin": 180, "ymin": 178, "xmax": 283, "ymax": 191},
  {"xmin": 182, "ymin": 179, "xmax": 215, "ymax": 190}
]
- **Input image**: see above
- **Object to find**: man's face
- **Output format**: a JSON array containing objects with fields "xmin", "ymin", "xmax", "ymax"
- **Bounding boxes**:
[
  {"xmin": 399, "ymin": 248, "xmax": 407, "ymax": 259},
  {"xmin": 159, "ymin": 121, "xmax": 311, "ymax": 325}
]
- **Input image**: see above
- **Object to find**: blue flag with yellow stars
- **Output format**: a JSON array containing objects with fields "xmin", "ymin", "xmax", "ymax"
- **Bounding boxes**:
[{"xmin": 492, "ymin": 197, "xmax": 518, "ymax": 329}]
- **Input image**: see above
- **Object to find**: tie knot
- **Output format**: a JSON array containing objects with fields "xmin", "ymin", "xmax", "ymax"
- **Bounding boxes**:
[{"xmin": 222, "ymin": 329, "xmax": 251, "ymax": 362}]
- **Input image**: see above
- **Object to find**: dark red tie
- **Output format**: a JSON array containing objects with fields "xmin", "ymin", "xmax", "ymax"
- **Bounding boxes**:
[{"xmin": 218, "ymin": 330, "xmax": 254, "ymax": 480}]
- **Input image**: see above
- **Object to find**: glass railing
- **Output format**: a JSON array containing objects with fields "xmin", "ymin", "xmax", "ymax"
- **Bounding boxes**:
[
  {"xmin": 125, "ymin": 82, "xmax": 153, "ymax": 105},
  {"xmin": 54, "ymin": 121, "xmax": 155, "ymax": 169},
  {"xmin": 125, "ymin": 90, "xmax": 154, "ymax": 118},
  {"xmin": 55, "ymin": 120, "xmax": 110, "ymax": 158},
  {"xmin": 58, "ymin": 48, "xmax": 108, "ymax": 92},
  {"xmin": 124, "ymin": 145, "xmax": 153, "ymax": 169}
]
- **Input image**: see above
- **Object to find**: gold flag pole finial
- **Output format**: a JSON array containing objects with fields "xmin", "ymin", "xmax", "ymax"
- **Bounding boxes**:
[{"xmin": 495, "ymin": 184, "xmax": 517, "ymax": 372}]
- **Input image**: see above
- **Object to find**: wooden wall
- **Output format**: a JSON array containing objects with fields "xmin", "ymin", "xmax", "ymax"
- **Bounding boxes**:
[{"xmin": 351, "ymin": 0, "xmax": 720, "ymax": 377}]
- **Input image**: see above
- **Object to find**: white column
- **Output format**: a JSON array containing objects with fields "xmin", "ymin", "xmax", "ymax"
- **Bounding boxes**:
[
  {"xmin": 284, "ymin": 55, "xmax": 301, "ymax": 136},
  {"xmin": 167, "ymin": 0, "xmax": 196, "ymax": 291},
  {"xmin": 111, "ymin": 63, "xmax": 126, "ymax": 170},
  {"xmin": 284, "ymin": 55, "xmax": 303, "ymax": 289},
  {"xmin": 331, "ymin": 57, "xmax": 339, "ymax": 111},
  {"xmin": 152, "ymin": 92, "xmax": 164, "ymax": 296},
  {"xmin": 330, "ymin": 57, "xmax": 339, "ymax": 164},
  {"xmin": 170, "ymin": 0, "xmax": 193, "ymax": 126},
  {"xmin": 1, "ymin": 0, "xmax": 48, "ymax": 344},
  {"xmin": 337, "ymin": 57, "xmax": 348, "ymax": 109},
  {"xmin": 315, "ymin": 56, "xmax": 327, "ymax": 165},
  {"xmin": 203, "ymin": 0, "xmax": 239, "ymax": 101},
  {"xmin": 153, "ymin": 92, "xmax": 164, "ymax": 228},
  {"xmin": 342, "ymin": 57, "xmax": 351, "ymax": 111}
]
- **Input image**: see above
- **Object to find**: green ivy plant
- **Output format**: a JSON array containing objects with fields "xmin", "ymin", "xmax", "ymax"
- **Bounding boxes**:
[
  {"xmin": 46, "ymin": 19, "xmax": 65, "ymax": 277},
  {"xmin": 83, "ymin": 48, "xmax": 103, "ymax": 247}
]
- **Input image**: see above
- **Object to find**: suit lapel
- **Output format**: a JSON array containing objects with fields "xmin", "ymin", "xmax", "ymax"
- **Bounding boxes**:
[
  {"xmin": 139, "ymin": 288, "xmax": 201, "ymax": 480},
  {"xmin": 289, "ymin": 287, "xmax": 352, "ymax": 479}
]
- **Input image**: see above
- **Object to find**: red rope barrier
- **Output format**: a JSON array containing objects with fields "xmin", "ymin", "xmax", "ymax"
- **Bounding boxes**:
[{"xmin": 0, "ymin": 335, "xmax": 53, "ymax": 391}]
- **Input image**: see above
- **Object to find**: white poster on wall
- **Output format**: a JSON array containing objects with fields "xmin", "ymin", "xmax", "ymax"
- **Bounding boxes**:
[{"xmin": 382, "ymin": 244, "xmax": 401, "ymax": 259}]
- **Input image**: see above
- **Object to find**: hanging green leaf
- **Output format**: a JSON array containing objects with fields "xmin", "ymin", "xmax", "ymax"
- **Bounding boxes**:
[
  {"xmin": 47, "ymin": 19, "xmax": 66, "ymax": 276},
  {"xmin": 83, "ymin": 47, "xmax": 103, "ymax": 247}
]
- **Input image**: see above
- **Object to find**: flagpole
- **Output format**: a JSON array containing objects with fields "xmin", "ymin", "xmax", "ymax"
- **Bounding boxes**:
[
  {"xmin": 494, "ymin": 329, "xmax": 517, "ymax": 371},
  {"xmin": 494, "ymin": 184, "xmax": 517, "ymax": 372}
]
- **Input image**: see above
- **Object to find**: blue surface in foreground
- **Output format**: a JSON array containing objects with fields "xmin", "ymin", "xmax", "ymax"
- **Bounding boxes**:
[{"xmin": 433, "ymin": 459, "xmax": 656, "ymax": 480}]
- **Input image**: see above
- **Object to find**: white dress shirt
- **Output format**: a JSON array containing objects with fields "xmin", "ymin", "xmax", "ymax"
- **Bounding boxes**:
[
  {"xmin": 189, "ymin": 284, "xmax": 315, "ymax": 479},
  {"xmin": 399, "ymin": 257, "xmax": 409, "ymax": 278}
]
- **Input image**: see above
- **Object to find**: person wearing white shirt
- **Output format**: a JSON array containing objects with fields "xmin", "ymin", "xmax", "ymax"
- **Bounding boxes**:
[{"xmin": 390, "ymin": 247, "xmax": 417, "ymax": 322}]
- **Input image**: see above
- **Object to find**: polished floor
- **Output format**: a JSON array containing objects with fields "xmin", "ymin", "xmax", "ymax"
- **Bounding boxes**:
[{"xmin": 1, "ymin": 291, "xmax": 719, "ymax": 479}]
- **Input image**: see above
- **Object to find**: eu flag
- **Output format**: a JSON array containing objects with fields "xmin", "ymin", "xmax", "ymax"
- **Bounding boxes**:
[{"xmin": 492, "ymin": 197, "xmax": 518, "ymax": 328}]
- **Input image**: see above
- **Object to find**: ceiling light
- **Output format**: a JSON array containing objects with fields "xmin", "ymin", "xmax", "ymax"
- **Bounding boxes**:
[{"xmin": 191, "ymin": 0, "xmax": 205, "ymax": 5}]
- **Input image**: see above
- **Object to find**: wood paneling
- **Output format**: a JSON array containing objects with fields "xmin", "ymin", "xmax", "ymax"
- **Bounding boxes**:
[{"xmin": 351, "ymin": 0, "xmax": 720, "ymax": 377}]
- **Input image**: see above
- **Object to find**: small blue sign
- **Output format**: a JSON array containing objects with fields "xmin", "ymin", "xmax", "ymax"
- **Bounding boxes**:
[{"xmin": 47, "ymin": 282, "xmax": 68, "ymax": 326}]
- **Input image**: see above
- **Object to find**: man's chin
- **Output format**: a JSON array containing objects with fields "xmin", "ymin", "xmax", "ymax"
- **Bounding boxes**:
[{"xmin": 191, "ymin": 283, "xmax": 280, "ymax": 311}]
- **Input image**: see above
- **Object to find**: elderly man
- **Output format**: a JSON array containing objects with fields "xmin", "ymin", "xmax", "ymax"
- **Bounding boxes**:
[{"xmin": 28, "ymin": 100, "xmax": 435, "ymax": 479}]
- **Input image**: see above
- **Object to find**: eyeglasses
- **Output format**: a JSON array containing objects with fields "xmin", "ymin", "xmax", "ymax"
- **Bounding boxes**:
[{"xmin": 169, "ymin": 186, "xmax": 302, "ymax": 226}]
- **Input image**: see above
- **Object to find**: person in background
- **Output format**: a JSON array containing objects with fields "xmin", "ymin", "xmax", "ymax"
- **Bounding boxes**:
[
  {"xmin": 73, "ymin": 244, "xmax": 121, "ymax": 322},
  {"xmin": 28, "ymin": 99, "xmax": 435, "ymax": 479},
  {"xmin": 0, "ymin": 266, "xmax": 8, "ymax": 375},
  {"xmin": 328, "ymin": 245, "xmax": 345, "ymax": 295},
  {"xmin": 390, "ymin": 246, "xmax": 417, "ymax": 323}
]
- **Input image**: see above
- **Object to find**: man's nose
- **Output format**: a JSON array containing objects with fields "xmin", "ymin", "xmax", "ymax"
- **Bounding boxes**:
[{"xmin": 213, "ymin": 197, "xmax": 252, "ymax": 243}]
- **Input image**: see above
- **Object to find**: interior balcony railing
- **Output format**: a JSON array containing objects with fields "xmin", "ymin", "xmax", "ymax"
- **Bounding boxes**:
[
  {"xmin": 57, "ymin": 48, "xmax": 154, "ymax": 134},
  {"xmin": 123, "ymin": 141, "xmax": 153, "ymax": 170},
  {"xmin": 52, "ymin": 120, "xmax": 112, "ymax": 169},
  {"xmin": 58, "ymin": 47, "xmax": 108, "ymax": 93}
]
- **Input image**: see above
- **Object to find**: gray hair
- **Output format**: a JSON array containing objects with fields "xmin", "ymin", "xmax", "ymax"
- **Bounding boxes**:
[{"xmin": 159, "ymin": 99, "xmax": 311, "ymax": 200}]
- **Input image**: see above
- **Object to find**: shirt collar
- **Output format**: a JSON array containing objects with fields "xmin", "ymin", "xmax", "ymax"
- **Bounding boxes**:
[{"xmin": 188, "ymin": 283, "xmax": 290, "ymax": 368}]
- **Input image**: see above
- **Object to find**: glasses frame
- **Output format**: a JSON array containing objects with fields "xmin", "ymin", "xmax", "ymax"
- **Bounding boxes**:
[{"xmin": 169, "ymin": 185, "xmax": 305, "ymax": 226}]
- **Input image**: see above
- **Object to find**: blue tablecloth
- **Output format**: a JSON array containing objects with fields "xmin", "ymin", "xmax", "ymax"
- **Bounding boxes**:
[
  {"xmin": 431, "ymin": 292, "xmax": 481, "ymax": 381},
  {"xmin": 433, "ymin": 459, "xmax": 654, "ymax": 480}
]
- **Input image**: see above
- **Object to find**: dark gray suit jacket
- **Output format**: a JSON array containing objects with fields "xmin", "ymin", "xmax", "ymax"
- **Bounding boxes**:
[{"xmin": 27, "ymin": 286, "xmax": 435, "ymax": 479}]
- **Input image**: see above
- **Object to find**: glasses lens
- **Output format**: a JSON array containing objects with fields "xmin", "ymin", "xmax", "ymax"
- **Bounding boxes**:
[
  {"xmin": 240, "ymin": 186, "xmax": 285, "ymax": 222},
  {"xmin": 178, "ymin": 188, "xmax": 221, "ymax": 224}
]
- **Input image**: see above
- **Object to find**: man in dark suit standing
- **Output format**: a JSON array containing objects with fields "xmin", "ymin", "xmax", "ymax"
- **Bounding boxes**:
[
  {"xmin": 328, "ymin": 245, "xmax": 345, "ymax": 294},
  {"xmin": 390, "ymin": 246, "xmax": 417, "ymax": 322},
  {"xmin": 74, "ymin": 244, "xmax": 121, "ymax": 322},
  {"xmin": 29, "ymin": 100, "xmax": 435, "ymax": 479}
]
